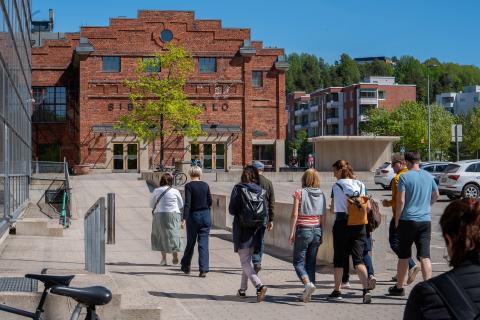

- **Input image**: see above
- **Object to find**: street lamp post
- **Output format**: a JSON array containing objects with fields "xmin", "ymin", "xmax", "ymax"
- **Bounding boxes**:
[{"xmin": 427, "ymin": 64, "xmax": 438, "ymax": 161}]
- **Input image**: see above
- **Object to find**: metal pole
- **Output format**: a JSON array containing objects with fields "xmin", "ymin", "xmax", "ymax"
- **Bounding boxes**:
[
  {"xmin": 107, "ymin": 193, "xmax": 115, "ymax": 244},
  {"xmin": 427, "ymin": 72, "xmax": 431, "ymax": 161},
  {"xmin": 456, "ymin": 126, "xmax": 460, "ymax": 162}
]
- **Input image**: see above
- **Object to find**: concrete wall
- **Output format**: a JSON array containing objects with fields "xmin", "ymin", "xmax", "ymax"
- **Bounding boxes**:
[
  {"xmin": 313, "ymin": 139, "xmax": 395, "ymax": 171},
  {"xmin": 208, "ymin": 193, "xmax": 389, "ymax": 272}
]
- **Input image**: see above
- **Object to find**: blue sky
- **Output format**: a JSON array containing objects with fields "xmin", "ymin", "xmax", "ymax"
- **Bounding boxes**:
[{"xmin": 32, "ymin": 0, "xmax": 479, "ymax": 66}]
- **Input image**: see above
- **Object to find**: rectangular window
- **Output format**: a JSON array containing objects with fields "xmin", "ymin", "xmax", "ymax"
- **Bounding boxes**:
[
  {"xmin": 32, "ymin": 87, "xmax": 67, "ymax": 122},
  {"xmin": 143, "ymin": 57, "xmax": 161, "ymax": 72},
  {"xmin": 360, "ymin": 89, "xmax": 377, "ymax": 98},
  {"xmin": 199, "ymin": 57, "xmax": 216, "ymax": 73},
  {"xmin": 252, "ymin": 71, "xmax": 263, "ymax": 88},
  {"xmin": 378, "ymin": 90, "xmax": 386, "ymax": 100},
  {"xmin": 102, "ymin": 56, "xmax": 121, "ymax": 72}
]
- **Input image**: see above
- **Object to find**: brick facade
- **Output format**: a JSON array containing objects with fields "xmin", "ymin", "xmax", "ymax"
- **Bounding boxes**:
[{"xmin": 32, "ymin": 11, "xmax": 288, "ymax": 172}]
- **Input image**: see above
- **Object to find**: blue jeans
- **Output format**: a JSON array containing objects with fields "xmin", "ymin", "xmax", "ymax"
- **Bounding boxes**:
[
  {"xmin": 252, "ymin": 239, "xmax": 264, "ymax": 267},
  {"xmin": 389, "ymin": 219, "xmax": 416, "ymax": 269},
  {"xmin": 181, "ymin": 209, "xmax": 211, "ymax": 273},
  {"xmin": 292, "ymin": 226, "xmax": 322, "ymax": 284},
  {"xmin": 342, "ymin": 234, "xmax": 374, "ymax": 282}
]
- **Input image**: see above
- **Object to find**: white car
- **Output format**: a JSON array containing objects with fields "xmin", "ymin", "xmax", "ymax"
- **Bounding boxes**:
[
  {"xmin": 374, "ymin": 162, "xmax": 395, "ymax": 190},
  {"xmin": 438, "ymin": 160, "xmax": 480, "ymax": 200}
]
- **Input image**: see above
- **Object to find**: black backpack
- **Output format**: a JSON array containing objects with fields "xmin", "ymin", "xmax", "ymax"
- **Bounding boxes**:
[{"xmin": 238, "ymin": 187, "xmax": 267, "ymax": 228}]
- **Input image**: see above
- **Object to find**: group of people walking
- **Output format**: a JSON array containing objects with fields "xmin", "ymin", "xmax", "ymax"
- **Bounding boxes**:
[{"xmin": 149, "ymin": 153, "xmax": 480, "ymax": 317}]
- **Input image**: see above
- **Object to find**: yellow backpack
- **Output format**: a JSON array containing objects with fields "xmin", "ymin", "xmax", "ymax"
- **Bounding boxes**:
[{"xmin": 336, "ymin": 182, "xmax": 369, "ymax": 226}]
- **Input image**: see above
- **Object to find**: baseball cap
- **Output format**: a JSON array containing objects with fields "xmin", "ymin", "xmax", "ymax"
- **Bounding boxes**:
[{"xmin": 253, "ymin": 161, "xmax": 265, "ymax": 171}]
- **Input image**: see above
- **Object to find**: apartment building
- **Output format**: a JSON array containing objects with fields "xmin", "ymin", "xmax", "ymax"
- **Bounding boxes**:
[
  {"xmin": 287, "ymin": 76, "xmax": 416, "ymax": 138},
  {"xmin": 436, "ymin": 85, "xmax": 480, "ymax": 115}
]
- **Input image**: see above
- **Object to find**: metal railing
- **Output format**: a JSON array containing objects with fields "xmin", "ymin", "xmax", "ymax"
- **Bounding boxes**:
[
  {"xmin": 60, "ymin": 159, "xmax": 71, "ymax": 228},
  {"xmin": 84, "ymin": 197, "xmax": 105, "ymax": 274},
  {"xmin": 31, "ymin": 161, "xmax": 65, "ymax": 174}
]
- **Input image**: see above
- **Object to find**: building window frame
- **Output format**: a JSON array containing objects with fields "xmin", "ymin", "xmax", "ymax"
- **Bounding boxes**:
[
  {"xmin": 102, "ymin": 56, "xmax": 121, "ymax": 73},
  {"xmin": 143, "ymin": 57, "xmax": 161, "ymax": 73},
  {"xmin": 378, "ymin": 90, "xmax": 386, "ymax": 100},
  {"xmin": 199, "ymin": 57, "xmax": 217, "ymax": 73},
  {"xmin": 252, "ymin": 71, "xmax": 263, "ymax": 88},
  {"xmin": 32, "ymin": 87, "xmax": 67, "ymax": 123}
]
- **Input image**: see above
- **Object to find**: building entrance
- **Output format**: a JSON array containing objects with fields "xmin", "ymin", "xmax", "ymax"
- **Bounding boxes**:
[
  {"xmin": 191, "ymin": 143, "xmax": 226, "ymax": 171},
  {"xmin": 113, "ymin": 143, "xmax": 138, "ymax": 172}
]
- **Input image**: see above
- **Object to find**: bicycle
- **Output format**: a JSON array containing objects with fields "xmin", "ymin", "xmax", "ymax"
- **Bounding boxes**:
[
  {"xmin": 155, "ymin": 165, "xmax": 188, "ymax": 187},
  {"xmin": 0, "ymin": 273, "xmax": 112, "ymax": 320}
]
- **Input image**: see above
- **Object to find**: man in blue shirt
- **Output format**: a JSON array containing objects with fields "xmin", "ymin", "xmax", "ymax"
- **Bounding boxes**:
[{"xmin": 388, "ymin": 152, "xmax": 439, "ymax": 296}]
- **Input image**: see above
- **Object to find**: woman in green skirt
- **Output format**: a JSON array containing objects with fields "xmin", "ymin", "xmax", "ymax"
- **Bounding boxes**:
[{"xmin": 150, "ymin": 173, "xmax": 184, "ymax": 265}]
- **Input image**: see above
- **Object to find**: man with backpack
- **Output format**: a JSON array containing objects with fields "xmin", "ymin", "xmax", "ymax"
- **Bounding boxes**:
[
  {"xmin": 252, "ymin": 161, "xmax": 275, "ymax": 274},
  {"xmin": 228, "ymin": 165, "xmax": 268, "ymax": 302},
  {"xmin": 382, "ymin": 153, "xmax": 421, "ymax": 285},
  {"xmin": 389, "ymin": 152, "xmax": 439, "ymax": 296}
]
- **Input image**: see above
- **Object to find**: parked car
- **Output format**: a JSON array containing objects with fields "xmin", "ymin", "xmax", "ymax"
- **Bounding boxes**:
[
  {"xmin": 420, "ymin": 162, "xmax": 451, "ymax": 185},
  {"xmin": 374, "ymin": 162, "xmax": 395, "ymax": 190},
  {"xmin": 438, "ymin": 160, "xmax": 480, "ymax": 200}
]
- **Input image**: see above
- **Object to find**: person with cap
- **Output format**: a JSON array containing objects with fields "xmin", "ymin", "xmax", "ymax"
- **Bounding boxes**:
[
  {"xmin": 252, "ymin": 161, "xmax": 275, "ymax": 273},
  {"xmin": 382, "ymin": 153, "xmax": 421, "ymax": 284}
]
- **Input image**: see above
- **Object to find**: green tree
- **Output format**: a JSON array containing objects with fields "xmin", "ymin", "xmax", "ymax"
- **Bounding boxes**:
[
  {"xmin": 117, "ymin": 44, "xmax": 203, "ymax": 168},
  {"xmin": 289, "ymin": 129, "xmax": 311, "ymax": 166},
  {"xmin": 463, "ymin": 107, "xmax": 480, "ymax": 158},
  {"xmin": 394, "ymin": 56, "xmax": 427, "ymax": 102},
  {"xmin": 335, "ymin": 53, "xmax": 361, "ymax": 86},
  {"xmin": 361, "ymin": 101, "xmax": 454, "ymax": 160},
  {"xmin": 359, "ymin": 60, "xmax": 394, "ymax": 79}
]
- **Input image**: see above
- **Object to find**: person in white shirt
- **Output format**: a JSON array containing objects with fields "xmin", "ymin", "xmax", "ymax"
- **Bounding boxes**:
[{"xmin": 150, "ymin": 173, "xmax": 184, "ymax": 266}]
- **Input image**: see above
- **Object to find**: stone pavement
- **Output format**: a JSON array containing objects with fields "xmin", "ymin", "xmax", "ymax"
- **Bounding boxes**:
[{"xmin": 0, "ymin": 173, "xmax": 450, "ymax": 319}]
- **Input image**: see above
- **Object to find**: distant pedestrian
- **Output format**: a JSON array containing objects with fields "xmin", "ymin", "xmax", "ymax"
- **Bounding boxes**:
[
  {"xmin": 307, "ymin": 154, "xmax": 314, "ymax": 169},
  {"xmin": 150, "ymin": 173, "xmax": 184, "ymax": 266},
  {"xmin": 388, "ymin": 152, "xmax": 439, "ymax": 297},
  {"xmin": 289, "ymin": 169, "xmax": 326, "ymax": 303},
  {"xmin": 229, "ymin": 165, "xmax": 268, "ymax": 302},
  {"xmin": 382, "ymin": 153, "xmax": 421, "ymax": 284},
  {"xmin": 404, "ymin": 198, "xmax": 480, "ymax": 320},
  {"xmin": 328, "ymin": 160, "xmax": 372, "ymax": 304},
  {"xmin": 252, "ymin": 161, "xmax": 275, "ymax": 274},
  {"xmin": 180, "ymin": 166, "xmax": 212, "ymax": 277}
]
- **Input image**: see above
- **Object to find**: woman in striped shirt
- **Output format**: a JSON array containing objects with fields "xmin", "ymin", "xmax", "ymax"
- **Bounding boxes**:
[{"xmin": 289, "ymin": 169, "xmax": 326, "ymax": 303}]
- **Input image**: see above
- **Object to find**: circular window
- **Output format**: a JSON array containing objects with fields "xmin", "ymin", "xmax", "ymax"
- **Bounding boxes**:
[{"xmin": 160, "ymin": 29, "xmax": 173, "ymax": 42}]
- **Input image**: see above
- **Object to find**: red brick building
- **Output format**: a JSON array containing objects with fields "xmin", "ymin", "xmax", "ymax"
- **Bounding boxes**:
[
  {"xmin": 32, "ymin": 11, "xmax": 289, "ymax": 172},
  {"xmin": 287, "ymin": 76, "xmax": 416, "ymax": 138}
]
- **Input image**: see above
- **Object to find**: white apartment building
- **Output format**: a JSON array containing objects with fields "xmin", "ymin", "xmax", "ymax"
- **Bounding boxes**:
[{"xmin": 436, "ymin": 85, "xmax": 480, "ymax": 115}]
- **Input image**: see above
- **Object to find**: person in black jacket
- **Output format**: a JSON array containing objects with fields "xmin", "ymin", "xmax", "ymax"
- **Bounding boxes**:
[
  {"xmin": 180, "ymin": 166, "xmax": 212, "ymax": 277},
  {"xmin": 229, "ymin": 165, "xmax": 268, "ymax": 302},
  {"xmin": 404, "ymin": 198, "xmax": 480, "ymax": 320}
]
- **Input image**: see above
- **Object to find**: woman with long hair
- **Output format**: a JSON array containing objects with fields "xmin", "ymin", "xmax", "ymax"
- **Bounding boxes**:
[
  {"xmin": 289, "ymin": 169, "xmax": 326, "ymax": 303},
  {"xmin": 228, "ymin": 165, "xmax": 268, "ymax": 302},
  {"xmin": 328, "ymin": 160, "xmax": 372, "ymax": 304},
  {"xmin": 404, "ymin": 198, "xmax": 480, "ymax": 319}
]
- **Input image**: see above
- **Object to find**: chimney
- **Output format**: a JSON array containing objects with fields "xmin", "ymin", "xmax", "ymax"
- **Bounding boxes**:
[{"xmin": 48, "ymin": 9, "xmax": 54, "ymax": 31}]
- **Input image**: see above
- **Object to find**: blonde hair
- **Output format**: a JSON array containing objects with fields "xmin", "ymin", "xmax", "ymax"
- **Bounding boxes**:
[
  {"xmin": 302, "ymin": 169, "xmax": 320, "ymax": 188},
  {"xmin": 188, "ymin": 166, "xmax": 202, "ymax": 178}
]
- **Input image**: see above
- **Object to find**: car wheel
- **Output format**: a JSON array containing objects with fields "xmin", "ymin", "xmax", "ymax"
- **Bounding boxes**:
[
  {"xmin": 447, "ymin": 194, "xmax": 460, "ymax": 200},
  {"xmin": 462, "ymin": 183, "xmax": 480, "ymax": 199}
]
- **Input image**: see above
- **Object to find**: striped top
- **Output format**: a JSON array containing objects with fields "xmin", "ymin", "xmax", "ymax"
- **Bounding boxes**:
[{"xmin": 293, "ymin": 189, "xmax": 321, "ymax": 226}]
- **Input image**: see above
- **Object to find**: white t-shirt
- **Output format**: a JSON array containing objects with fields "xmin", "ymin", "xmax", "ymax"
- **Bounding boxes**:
[
  {"xmin": 331, "ymin": 179, "xmax": 366, "ymax": 213},
  {"xmin": 150, "ymin": 186, "xmax": 184, "ymax": 214}
]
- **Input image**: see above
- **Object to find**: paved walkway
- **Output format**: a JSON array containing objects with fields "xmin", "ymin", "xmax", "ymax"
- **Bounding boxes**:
[{"xmin": 0, "ymin": 173, "xmax": 450, "ymax": 319}]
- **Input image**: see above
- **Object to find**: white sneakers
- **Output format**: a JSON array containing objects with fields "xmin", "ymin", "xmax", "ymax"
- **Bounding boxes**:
[
  {"xmin": 302, "ymin": 282, "xmax": 316, "ymax": 303},
  {"xmin": 341, "ymin": 281, "xmax": 351, "ymax": 289},
  {"xmin": 368, "ymin": 275, "xmax": 377, "ymax": 290}
]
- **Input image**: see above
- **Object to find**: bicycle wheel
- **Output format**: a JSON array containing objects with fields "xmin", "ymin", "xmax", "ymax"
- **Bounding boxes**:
[{"xmin": 175, "ymin": 173, "xmax": 187, "ymax": 186}]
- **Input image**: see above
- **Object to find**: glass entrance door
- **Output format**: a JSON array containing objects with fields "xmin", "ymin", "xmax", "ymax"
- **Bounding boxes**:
[
  {"xmin": 113, "ymin": 144, "xmax": 124, "ymax": 171},
  {"xmin": 203, "ymin": 144, "xmax": 212, "ymax": 170},
  {"xmin": 215, "ymin": 144, "xmax": 225, "ymax": 170},
  {"xmin": 127, "ymin": 144, "xmax": 138, "ymax": 171}
]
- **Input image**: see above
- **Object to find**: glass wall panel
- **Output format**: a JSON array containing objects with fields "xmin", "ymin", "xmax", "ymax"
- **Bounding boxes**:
[{"xmin": 0, "ymin": 0, "xmax": 32, "ymax": 225}]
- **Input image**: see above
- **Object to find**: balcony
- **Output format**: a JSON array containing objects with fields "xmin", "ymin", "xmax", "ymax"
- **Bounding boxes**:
[
  {"xmin": 326, "ymin": 101, "xmax": 340, "ymax": 109},
  {"xmin": 359, "ymin": 97, "xmax": 378, "ymax": 105},
  {"xmin": 309, "ymin": 121, "xmax": 319, "ymax": 128},
  {"xmin": 326, "ymin": 117, "xmax": 339, "ymax": 125},
  {"xmin": 309, "ymin": 104, "xmax": 318, "ymax": 113}
]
